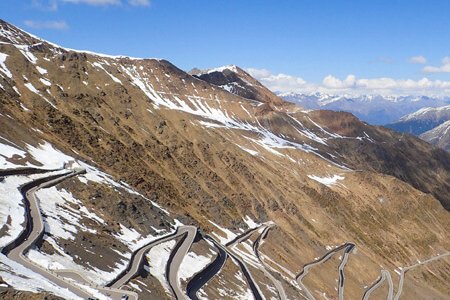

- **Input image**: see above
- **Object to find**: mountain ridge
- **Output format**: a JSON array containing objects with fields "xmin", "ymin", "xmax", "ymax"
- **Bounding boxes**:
[
  {"xmin": 386, "ymin": 105, "xmax": 450, "ymax": 151},
  {"xmin": 281, "ymin": 92, "xmax": 450, "ymax": 125},
  {"xmin": 420, "ymin": 120, "xmax": 450, "ymax": 150},
  {"xmin": 387, "ymin": 105, "xmax": 450, "ymax": 135}
]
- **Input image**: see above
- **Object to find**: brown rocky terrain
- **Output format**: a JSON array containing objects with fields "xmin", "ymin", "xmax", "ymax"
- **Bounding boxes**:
[
  {"xmin": 0, "ymin": 19, "xmax": 449, "ymax": 300},
  {"xmin": 0, "ymin": 288, "xmax": 63, "ymax": 300},
  {"xmin": 190, "ymin": 65, "xmax": 287, "ymax": 107}
]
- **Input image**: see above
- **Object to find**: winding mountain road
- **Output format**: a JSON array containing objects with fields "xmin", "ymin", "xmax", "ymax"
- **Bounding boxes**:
[
  {"xmin": 362, "ymin": 270, "xmax": 393, "ymax": 300},
  {"xmin": 338, "ymin": 243, "xmax": 355, "ymax": 300},
  {"xmin": 108, "ymin": 225, "xmax": 198, "ymax": 299},
  {"xmin": 0, "ymin": 165, "xmax": 205, "ymax": 299},
  {"xmin": 186, "ymin": 236, "xmax": 227, "ymax": 300},
  {"xmin": 6, "ymin": 168, "xmax": 94, "ymax": 299},
  {"xmin": 108, "ymin": 230, "xmax": 178, "ymax": 288},
  {"xmin": 225, "ymin": 224, "xmax": 263, "ymax": 248},
  {"xmin": 296, "ymin": 242, "xmax": 355, "ymax": 300},
  {"xmin": 166, "ymin": 225, "xmax": 197, "ymax": 300},
  {"xmin": 393, "ymin": 251, "xmax": 450, "ymax": 300},
  {"xmin": 7, "ymin": 167, "xmax": 445, "ymax": 300},
  {"xmin": 225, "ymin": 224, "xmax": 275, "ymax": 300},
  {"xmin": 0, "ymin": 167, "xmax": 61, "ymax": 177},
  {"xmin": 252, "ymin": 224, "xmax": 287, "ymax": 300}
]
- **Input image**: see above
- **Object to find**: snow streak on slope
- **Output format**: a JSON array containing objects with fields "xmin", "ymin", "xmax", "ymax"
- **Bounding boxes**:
[
  {"xmin": 118, "ymin": 64, "xmax": 350, "ymax": 164},
  {"xmin": 0, "ymin": 52, "xmax": 12, "ymax": 78},
  {"xmin": 0, "ymin": 254, "xmax": 82, "ymax": 299},
  {"xmin": 0, "ymin": 171, "xmax": 67, "ymax": 248},
  {"xmin": 0, "ymin": 138, "xmax": 28, "ymax": 169},
  {"xmin": 145, "ymin": 240, "xmax": 176, "ymax": 295},
  {"xmin": 26, "ymin": 141, "xmax": 74, "ymax": 169},
  {"xmin": 178, "ymin": 251, "xmax": 213, "ymax": 281},
  {"xmin": 35, "ymin": 187, "xmax": 104, "ymax": 240},
  {"xmin": 209, "ymin": 220, "xmax": 238, "ymax": 244},
  {"xmin": 308, "ymin": 174, "xmax": 345, "ymax": 187},
  {"xmin": 113, "ymin": 224, "xmax": 170, "ymax": 252},
  {"xmin": 0, "ymin": 137, "xmax": 180, "ymax": 291}
]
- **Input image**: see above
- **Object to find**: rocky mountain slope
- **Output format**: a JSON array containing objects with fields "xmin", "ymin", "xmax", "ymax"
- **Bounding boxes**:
[
  {"xmin": 420, "ymin": 120, "xmax": 450, "ymax": 151},
  {"xmin": 386, "ymin": 105, "xmax": 450, "ymax": 135},
  {"xmin": 1, "ymin": 19, "xmax": 450, "ymax": 300},
  {"xmin": 190, "ymin": 66, "xmax": 287, "ymax": 108},
  {"xmin": 386, "ymin": 105, "xmax": 450, "ymax": 151},
  {"xmin": 281, "ymin": 92, "xmax": 450, "ymax": 125}
]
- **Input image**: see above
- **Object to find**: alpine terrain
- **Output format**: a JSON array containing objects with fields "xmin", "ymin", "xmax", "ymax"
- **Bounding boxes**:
[
  {"xmin": 281, "ymin": 92, "xmax": 450, "ymax": 125},
  {"xmin": 387, "ymin": 105, "xmax": 450, "ymax": 151},
  {"xmin": 0, "ymin": 20, "xmax": 450, "ymax": 300}
]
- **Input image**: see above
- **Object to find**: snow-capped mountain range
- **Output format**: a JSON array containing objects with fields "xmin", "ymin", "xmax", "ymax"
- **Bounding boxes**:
[
  {"xmin": 420, "ymin": 120, "xmax": 450, "ymax": 151},
  {"xmin": 280, "ymin": 92, "xmax": 450, "ymax": 125},
  {"xmin": 387, "ymin": 105, "xmax": 450, "ymax": 150}
]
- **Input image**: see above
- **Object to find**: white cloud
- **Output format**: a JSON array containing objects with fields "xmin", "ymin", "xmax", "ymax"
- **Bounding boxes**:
[
  {"xmin": 409, "ymin": 55, "xmax": 427, "ymax": 64},
  {"xmin": 246, "ymin": 68, "xmax": 315, "ymax": 94},
  {"xmin": 24, "ymin": 20, "xmax": 68, "ymax": 30},
  {"xmin": 323, "ymin": 74, "xmax": 357, "ymax": 89},
  {"xmin": 31, "ymin": 0, "xmax": 59, "ymax": 11},
  {"xmin": 246, "ymin": 68, "xmax": 450, "ymax": 97},
  {"xmin": 423, "ymin": 56, "xmax": 450, "ymax": 73},
  {"xmin": 245, "ymin": 68, "xmax": 272, "ymax": 79},
  {"xmin": 62, "ymin": 0, "xmax": 121, "ymax": 5},
  {"xmin": 128, "ymin": 0, "xmax": 150, "ymax": 6}
]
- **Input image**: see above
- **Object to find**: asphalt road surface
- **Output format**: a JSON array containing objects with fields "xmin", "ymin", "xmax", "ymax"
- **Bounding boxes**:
[
  {"xmin": 109, "ymin": 230, "xmax": 178, "ymax": 288},
  {"xmin": 7, "ymin": 169, "xmax": 93, "ymax": 299},
  {"xmin": 166, "ymin": 225, "xmax": 197, "ymax": 300},
  {"xmin": 252, "ymin": 224, "xmax": 287, "ymax": 300},
  {"xmin": 362, "ymin": 270, "xmax": 392, "ymax": 300},
  {"xmin": 338, "ymin": 244, "xmax": 355, "ymax": 300},
  {"xmin": 393, "ymin": 251, "xmax": 450, "ymax": 300},
  {"xmin": 186, "ymin": 236, "xmax": 227, "ymax": 300},
  {"xmin": 296, "ymin": 242, "xmax": 355, "ymax": 300}
]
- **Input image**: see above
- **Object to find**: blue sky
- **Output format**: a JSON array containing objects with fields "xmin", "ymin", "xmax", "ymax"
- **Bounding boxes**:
[{"xmin": 2, "ymin": 0, "xmax": 450, "ymax": 95}]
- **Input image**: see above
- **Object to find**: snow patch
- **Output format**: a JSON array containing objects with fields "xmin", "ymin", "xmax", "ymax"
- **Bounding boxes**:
[
  {"xmin": 307, "ymin": 174, "xmax": 344, "ymax": 187},
  {"xmin": 145, "ymin": 240, "xmax": 176, "ymax": 295},
  {"xmin": 24, "ymin": 82, "xmax": 39, "ymax": 94},
  {"xmin": 0, "ymin": 138, "xmax": 28, "ymax": 169},
  {"xmin": 27, "ymin": 141, "xmax": 73, "ymax": 169},
  {"xmin": 0, "ymin": 52, "xmax": 12, "ymax": 78},
  {"xmin": 209, "ymin": 220, "xmax": 237, "ymax": 244},
  {"xmin": 243, "ymin": 215, "xmax": 260, "ymax": 228},
  {"xmin": 178, "ymin": 251, "xmax": 213, "ymax": 281},
  {"xmin": 36, "ymin": 186, "xmax": 105, "ymax": 240},
  {"xmin": 0, "ymin": 253, "xmax": 82, "ymax": 299},
  {"xmin": 113, "ymin": 224, "xmax": 169, "ymax": 252},
  {"xmin": 39, "ymin": 78, "xmax": 51, "ymax": 86},
  {"xmin": 92, "ymin": 62, "xmax": 122, "ymax": 84},
  {"xmin": 36, "ymin": 66, "xmax": 47, "ymax": 75}
]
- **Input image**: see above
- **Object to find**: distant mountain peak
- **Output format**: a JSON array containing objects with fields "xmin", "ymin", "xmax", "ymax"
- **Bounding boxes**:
[
  {"xmin": 191, "ymin": 64, "xmax": 290, "ymax": 108},
  {"xmin": 420, "ymin": 120, "xmax": 450, "ymax": 151},
  {"xmin": 387, "ymin": 105, "xmax": 450, "ymax": 148},
  {"xmin": 189, "ymin": 65, "xmax": 241, "ymax": 76},
  {"xmin": 399, "ymin": 104, "xmax": 450, "ymax": 122}
]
